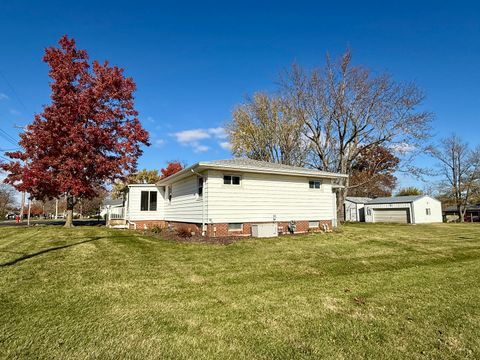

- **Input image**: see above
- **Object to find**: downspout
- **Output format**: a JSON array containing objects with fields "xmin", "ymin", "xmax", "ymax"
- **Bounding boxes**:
[{"xmin": 191, "ymin": 169, "xmax": 206, "ymax": 236}]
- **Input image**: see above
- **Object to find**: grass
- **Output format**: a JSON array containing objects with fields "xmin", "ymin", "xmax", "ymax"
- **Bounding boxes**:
[{"xmin": 1, "ymin": 223, "xmax": 480, "ymax": 359}]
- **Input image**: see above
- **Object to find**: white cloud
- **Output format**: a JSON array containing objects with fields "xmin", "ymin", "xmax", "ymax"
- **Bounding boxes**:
[
  {"xmin": 208, "ymin": 127, "xmax": 228, "ymax": 139},
  {"xmin": 171, "ymin": 127, "xmax": 228, "ymax": 153},
  {"xmin": 219, "ymin": 141, "xmax": 232, "ymax": 151},
  {"xmin": 0, "ymin": 93, "xmax": 9, "ymax": 101},
  {"xmin": 390, "ymin": 143, "xmax": 416, "ymax": 154},
  {"xmin": 153, "ymin": 139, "xmax": 165, "ymax": 148},
  {"xmin": 9, "ymin": 109, "xmax": 20, "ymax": 116},
  {"xmin": 193, "ymin": 143, "xmax": 209, "ymax": 153},
  {"xmin": 145, "ymin": 116, "xmax": 155, "ymax": 123},
  {"xmin": 173, "ymin": 129, "xmax": 211, "ymax": 143}
]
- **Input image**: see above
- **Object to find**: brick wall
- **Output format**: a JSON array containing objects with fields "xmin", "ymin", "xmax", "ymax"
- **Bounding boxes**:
[
  {"xmin": 206, "ymin": 220, "xmax": 333, "ymax": 237},
  {"xmin": 130, "ymin": 219, "xmax": 333, "ymax": 237},
  {"xmin": 128, "ymin": 220, "xmax": 166, "ymax": 230}
]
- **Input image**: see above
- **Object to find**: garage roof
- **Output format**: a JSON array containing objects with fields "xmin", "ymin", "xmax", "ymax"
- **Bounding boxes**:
[
  {"xmin": 346, "ymin": 197, "xmax": 372, "ymax": 204},
  {"xmin": 367, "ymin": 195, "xmax": 426, "ymax": 204}
]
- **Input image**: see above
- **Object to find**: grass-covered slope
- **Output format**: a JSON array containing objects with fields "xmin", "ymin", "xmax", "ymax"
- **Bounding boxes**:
[{"xmin": 1, "ymin": 223, "xmax": 479, "ymax": 359}]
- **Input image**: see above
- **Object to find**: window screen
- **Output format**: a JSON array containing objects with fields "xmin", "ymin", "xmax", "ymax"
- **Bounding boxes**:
[
  {"xmin": 149, "ymin": 191, "xmax": 157, "ymax": 211},
  {"xmin": 309, "ymin": 221, "xmax": 319, "ymax": 228},
  {"xmin": 141, "ymin": 191, "xmax": 157, "ymax": 211},
  {"xmin": 224, "ymin": 175, "xmax": 241, "ymax": 185},
  {"xmin": 228, "ymin": 223, "xmax": 243, "ymax": 231},
  {"xmin": 198, "ymin": 177, "xmax": 203, "ymax": 196},
  {"xmin": 309, "ymin": 180, "xmax": 321, "ymax": 189},
  {"xmin": 140, "ymin": 191, "xmax": 149, "ymax": 211}
]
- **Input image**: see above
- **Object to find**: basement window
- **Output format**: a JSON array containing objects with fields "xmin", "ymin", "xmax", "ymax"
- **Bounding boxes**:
[
  {"xmin": 309, "ymin": 221, "xmax": 319, "ymax": 228},
  {"xmin": 426, "ymin": 208, "xmax": 431, "ymax": 215},
  {"xmin": 140, "ymin": 191, "xmax": 157, "ymax": 211},
  {"xmin": 224, "ymin": 175, "xmax": 241, "ymax": 185},
  {"xmin": 309, "ymin": 180, "xmax": 321, "ymax": 189},
  {"xmin": 228, "ymin": 223, "xmax": 243, "ymax": 232}
]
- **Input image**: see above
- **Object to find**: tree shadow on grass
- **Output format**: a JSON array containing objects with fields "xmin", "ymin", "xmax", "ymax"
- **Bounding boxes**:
[{"xmin": 0, "ymin": 236, "xmax": 104, "ymax": 267}]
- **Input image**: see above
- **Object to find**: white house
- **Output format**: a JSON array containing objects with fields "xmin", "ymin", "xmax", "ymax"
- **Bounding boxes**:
[
  {"xmin": 109, "ymin": 159, "xmax": 347, "ymax": 236},
  {"xmin": 363, "ymin": 195, "xmax": 442, "ymax": 224},
  {"xmin": 344, "ymin": 197, "xmax": 372, "ymax": 222}
]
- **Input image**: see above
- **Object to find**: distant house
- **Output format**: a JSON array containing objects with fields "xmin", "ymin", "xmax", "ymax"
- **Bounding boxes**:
[
  {"xmin": 344, "ymin": 197, "xmax": 372, "ymax": 222},
  {"xmin": 344, "ymin": 195, "xmax": 443, "ymax": 224},
  {"xmin": 443, "ymin": 204, "xmax": 480, "ymax": 222},
  {"xmin": 106, "ymin": 159, "xmax": 347, "ymax": 236},
  {"xmin": 101, "ymin": 198, "xmax": 124, "ymax": 219}
]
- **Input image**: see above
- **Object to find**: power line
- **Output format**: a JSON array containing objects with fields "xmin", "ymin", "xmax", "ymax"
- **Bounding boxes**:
[
  {"xmin": 0, "ymin": 70, "xmax": 29, "ymax": 113},
  {"xmin": 0, "ymin": 128, "xmax": 17, "ymax": 146}
]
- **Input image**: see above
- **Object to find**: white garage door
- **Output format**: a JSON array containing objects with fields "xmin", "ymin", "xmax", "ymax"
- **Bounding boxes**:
[{"xmin": 373, "ymin": 208, "xmax": 410, "ymax": 223}]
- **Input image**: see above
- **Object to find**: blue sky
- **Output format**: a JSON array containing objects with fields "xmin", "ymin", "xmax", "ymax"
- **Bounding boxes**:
[{"xmin": 0, "ymin": 1, "xmax": 479, "ymax": 190}]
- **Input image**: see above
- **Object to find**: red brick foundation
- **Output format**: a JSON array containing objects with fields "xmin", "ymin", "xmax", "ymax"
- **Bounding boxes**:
[
  {"xmin": 130, "ymin": 219, "xmax": 333, "ymax": 237},
  {"xmin": 205, "ymin": 220, "xmax": 333, "ymax": 237},
  {"xmin": 128, "ymin": 220, "xmax": 166, "ymax": 230}
]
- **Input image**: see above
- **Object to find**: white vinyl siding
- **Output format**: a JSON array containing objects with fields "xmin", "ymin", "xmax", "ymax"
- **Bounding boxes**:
[
  {"xmin": 344, "ymin": 200, "xmax": 358, "ymax": 221},
  {"xmin": 205, "ymin": 170, "xmax": 335, "ymax": 223},
  {"xmin": 127, "ymin": 185, "xmax": 164, "ymax": 221},
  {"xmin": 412, "ymin": 196, "xmax": 443, "ymax": 223},
  {"xmin": 164, "ymin": 174, "xmax": 203, "ymax": 223}
]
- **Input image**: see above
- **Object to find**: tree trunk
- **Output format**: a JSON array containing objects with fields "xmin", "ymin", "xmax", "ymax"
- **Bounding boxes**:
[
  {"xmin": 336, "ymin": 177, "xmax": 349, "ymax": 224},
  {"xmin": 336, "ymin": 187, "xmax": 346, "ymax": 222},
  {"xmin": 64, "ymin": 195, "xmax": 75, "ymax": 228},
  {"xmin": 458, "ymin": 205, "xmax": 465, "ymax": 223}
]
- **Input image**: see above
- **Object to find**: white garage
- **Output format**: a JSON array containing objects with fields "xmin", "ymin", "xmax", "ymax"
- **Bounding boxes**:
[{"xmin": 364, "ymin": 195, "xmax": 442, "ymax": 224}]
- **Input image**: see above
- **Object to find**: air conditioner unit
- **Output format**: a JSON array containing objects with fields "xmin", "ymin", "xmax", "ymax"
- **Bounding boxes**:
[{"xmin": 251, "ymin": 223, "xmax": 278, "ymax": 238}]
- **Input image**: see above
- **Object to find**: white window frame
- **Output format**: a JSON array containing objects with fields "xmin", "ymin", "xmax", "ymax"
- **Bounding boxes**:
[
  {"xmin": 223, "ymin": 174, "xmax": 241, "ymax": 186},
  {"xmin": 308, "ymin": 221, "xmax": 319, "ymax": 228},
  {"xmin": 426, "ymin": 208, "xmax": 431, "ymax": 215},
  {"xmin": 140, "ymin": 190, "xmax": 158, "ymax": 211},
  {"xmin": 228, "ymin": 223, "xmax": 243, "ymax": 232},
  {"xmin": 309, "ymin": 180, "xmax": 322, "ymax": 189}
]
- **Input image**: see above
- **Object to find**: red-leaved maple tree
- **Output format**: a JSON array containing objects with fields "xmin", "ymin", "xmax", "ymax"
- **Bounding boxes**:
[
  {"xmin": 1, "ymin": 35, "xmax": 149, "ymax": 227},
  {"xmin": 160, "ymin": 161, "xmax": 184, "ymax": 179}
]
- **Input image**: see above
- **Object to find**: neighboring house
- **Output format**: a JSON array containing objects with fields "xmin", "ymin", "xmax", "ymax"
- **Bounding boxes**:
[
  {"xmin": 363, "ymin": 195, "xmax": 442, "ymax": 224},
  {"xmin": 109, "ymin": 159, "xmax": 347, "ymax": 236},
  {"xmin": 443, "ymin": 204, "xmax": 480, "ymax": 222},
  {"xmin": 344, "ymin": 197, "xmax": 372, "ymax": 222},
  {"xmin": 101, "ymin": 198, "xmax": 124, "ymax": 220}
]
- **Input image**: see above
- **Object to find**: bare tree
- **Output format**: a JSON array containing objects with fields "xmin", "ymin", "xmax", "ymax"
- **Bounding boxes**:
[
  {"xmin": 0, "ymin": 184, "xmax": 17, "ymax": 217},
  {"xmin": 279, "ymin": 50, "xmax": 433, "ymax": 214},
  {"xmin": 228, "ymin": 92, "xmax": 310, "ymax": 166},
  {"xmin": 427, "ymin": 134, "xmax": 480, "ymax": 222}
]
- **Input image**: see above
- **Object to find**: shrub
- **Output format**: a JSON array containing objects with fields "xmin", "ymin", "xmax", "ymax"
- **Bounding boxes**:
[
  {"xmin": 176, "ymin": 226, "xmax": 193, "ymax": 238},
  {"xmin": 150, "ymin": 225, "xmax": 163, "ymax": 234}
]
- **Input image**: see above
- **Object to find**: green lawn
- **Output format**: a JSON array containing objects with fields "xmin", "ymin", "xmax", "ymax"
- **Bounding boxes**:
[{"xmin": 1, "ymin": 223, "xmax": 479, "ymax": 359}]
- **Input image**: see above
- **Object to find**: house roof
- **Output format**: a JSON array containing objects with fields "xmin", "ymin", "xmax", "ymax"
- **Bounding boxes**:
[
  {"xmin": 346, "ymin": 197, "xmax": 372, "ymax": 204},
  {"xmin": 102, "ymin": 198, "xmax": 124, "ymax": 207},
  {"xmin": 366, "ymin": 195, "xmax": 427, "ymax": 204},
  {"xmin": 157, "ymin": 158, "xmax": 348, "ymax": 185}
]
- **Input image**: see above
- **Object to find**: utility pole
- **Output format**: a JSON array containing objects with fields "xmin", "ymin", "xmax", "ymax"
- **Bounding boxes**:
[
  {"xmin": 14, "ymin": 125, "xmax": 27, "ymax": 223},
  {"xmin": 20, "ymin": 191, "xmax": 25, "ymax": 222},
  {"xmin": 27, "ymin": 197, "xmax": 31, "ymax": 226}
]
